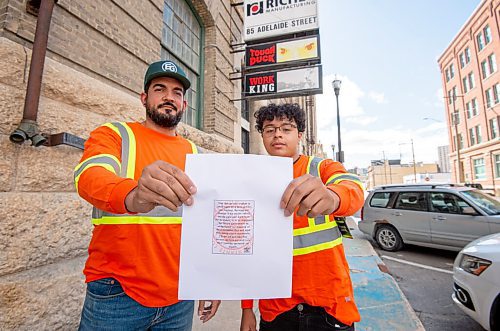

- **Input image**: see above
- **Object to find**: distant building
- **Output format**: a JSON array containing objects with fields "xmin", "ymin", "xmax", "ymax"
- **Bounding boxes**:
[
  {"xmin": 402, "ymin": 172, "xmax": 452, "ymax": 184},
  {"xmin": 438, "ymin": 0, "xmax": 499, "ymax": 195},
  {"xmin": 366, "ymin": 160, "xmax": 439, "ymax": 190},
  {"xmin": 438, "ymin": 145, "xmax": 451, "ymax": 172}
]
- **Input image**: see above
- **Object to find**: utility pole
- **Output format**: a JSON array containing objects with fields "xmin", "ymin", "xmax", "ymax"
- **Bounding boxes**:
[
  {"xmin": 452, "ymin": 92, "xmax": 463, "ymax": 183},
  {"xmin": 411, "ymin": 139, "xmax": 417, "ymax": 183}
]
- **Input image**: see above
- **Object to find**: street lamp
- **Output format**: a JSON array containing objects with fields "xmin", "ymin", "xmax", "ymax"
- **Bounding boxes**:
[{"xmin": 332, "ymin": 78, "xmax": 343, "ymax": 163}]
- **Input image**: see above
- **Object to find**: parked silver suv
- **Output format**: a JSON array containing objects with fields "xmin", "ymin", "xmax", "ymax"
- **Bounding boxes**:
[{"xmin": 359, "ymin": 184, "xmax": 500, "ymax": 252}]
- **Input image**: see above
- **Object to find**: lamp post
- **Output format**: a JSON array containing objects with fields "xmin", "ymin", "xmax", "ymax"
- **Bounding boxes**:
[{"xmin": 332, "ymin": 78, "xmax": 343, "ymax": 163}]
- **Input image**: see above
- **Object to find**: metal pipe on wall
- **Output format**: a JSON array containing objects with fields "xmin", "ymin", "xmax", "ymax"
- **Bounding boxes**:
[{"xmin": 10, "ymin": 0, "xmax": 57, "ymax": 147}]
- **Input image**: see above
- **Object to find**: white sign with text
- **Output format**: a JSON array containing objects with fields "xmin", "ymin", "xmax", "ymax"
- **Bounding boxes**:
[{"xmin": 178, "ymin": 154, "xmax": 293, "ymax": 300}]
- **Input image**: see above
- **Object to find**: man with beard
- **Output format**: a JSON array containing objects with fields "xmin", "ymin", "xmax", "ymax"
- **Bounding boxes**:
[{"xmin": 74, "ymin": 60, "xmax": 220, "ymax": 330}]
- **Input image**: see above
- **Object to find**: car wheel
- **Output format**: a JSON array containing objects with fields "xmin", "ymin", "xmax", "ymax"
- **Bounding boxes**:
[
  {"xmin": 375, "ymin": 225, "xmax": 403, "ymax": 251},
  {"xmin": 491, "ymin": 293, "xmax": 500, "ymax": 331}
]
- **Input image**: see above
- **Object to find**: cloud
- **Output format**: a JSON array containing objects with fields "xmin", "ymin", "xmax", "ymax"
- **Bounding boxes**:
[
  {"xmin": 316, "ymin": 76, "xmax": 450, "ymax": 169},
  {"xmin": 368, "ymin": 91, "xmax": 387, "ymax": 104},
  {"xmin": 315, "ymin": 74, "xmax": 367, "ymax": 131},
  {"xmin": 345, "ymin": 116, "xmax": 378, "ymax": 126}
]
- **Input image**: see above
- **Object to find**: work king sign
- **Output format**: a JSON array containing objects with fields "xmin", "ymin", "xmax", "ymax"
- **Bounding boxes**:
[
  {"xmin": 244, "ymin": 0, "xmax": 319, "ymax": 42},
  {"xmin": 244, "ymin": 65, "xmax": 322, "ymax": 98}
]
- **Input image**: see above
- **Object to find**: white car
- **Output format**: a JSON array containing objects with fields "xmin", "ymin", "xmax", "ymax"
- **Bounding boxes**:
[{"xmin": 453, "ymin": 233, "xmax": 500, "ymax": 330}]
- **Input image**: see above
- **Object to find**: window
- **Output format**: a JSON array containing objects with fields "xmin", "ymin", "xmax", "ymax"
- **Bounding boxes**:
[
  {"xmin": 469, "ymin": 127, "xmax": 476, "ymax": 145},
  {"xmin": 490, "ymin": 117, "xmax": 498, "ymax": 139},
  {"xmin": 458, "ymin": 133, "xmax": 464, "ymax": 149},
  {"xmin": 468, "ymin": 72, "xmax": 475, "ymax": 89},
  {"xmin": 241, "ymin": 128, "xmax": 249, "ymax": 154},
  {"xmin": 450, "ymin": 64, "xmax": 455, "ymax": 79},
  {"xmin": 494, "ymin": 84, "xmax": 500, "ymax": 105},
  {"xmin": 241, "ymin": 100, "xmax": 249, "ymax": 121},
  {"xmin": 369, "ymin": 192, "xmax": 395, "ymax": 208},
  {"xmin": 430, "ymin": 193, "xmax": 472, "ymax": 215},
  {"xmin": 451, "ymin": 111, "xmax": 460, "ymax": 125},
  {"xmin": 465, "ymin": 47, "xmax": 471, "ymax": 63},
  {"xmin": 394, "ymin": 192, "xmax": 427, "ymax": 211},
  {"xmin": 473, "ymin": 158, "xmax": 486, "ymax": 180},
  {"xmin": 486, "ymin": 88, "xmax": 493, "ymax": 108},
  {"xmin": 484, "ymin": 25, "xmax": 492, "ymax": 44},
  {"xmin": 448, "ymin": 89, "xmax": 453, "ymax": 104},
  {"xmin": 466, "ymin": 99, "xmax": 478, "ymax": 118},
  {"xmin": 161, "ymin": 0, "xmax": 202, "ymax": 128},
  {"xmin": 477, "ymin": 31, "xmax": 485, "ymax": 51},
  {"xmin": 476, "ymin": 125, "xmax": 482, "ymax": 143},
  {"xmin": 445, "ymin": 68, "xmax": 450, "ymax": 82},
  {"xmin": 463, "ymin": 72, "xmax": 475, "ymax": 93},
  {"xmin": 459, "ymin": 53, "xmax": 465, "ymax": 68},
  {"xmin": 495, "ymin": 154, "xmax": 500, "ymax": 178},
  {"xmin": 482, "ymin": 53, "xmax": 497, "ymax": 78},
  {"xmin": 488, "ymin": 54, "xmax": 497, "ymax": 74}
]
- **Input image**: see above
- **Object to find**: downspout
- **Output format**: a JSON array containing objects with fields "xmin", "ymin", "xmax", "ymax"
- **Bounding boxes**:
[{"xmin": 9, "ymin": 0, "xmax": 57, "ymax": 147}]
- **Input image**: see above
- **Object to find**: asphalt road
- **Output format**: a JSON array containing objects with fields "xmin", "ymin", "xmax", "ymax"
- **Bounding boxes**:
[{"xmin": 351, "ymin": 219, "xmax": 485, "ymax": 331}]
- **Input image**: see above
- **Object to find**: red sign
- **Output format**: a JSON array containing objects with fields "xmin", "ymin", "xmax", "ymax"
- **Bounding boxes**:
[{"xmin": 248, "ymin": 45, "xmax": 276, "ymax": 66}]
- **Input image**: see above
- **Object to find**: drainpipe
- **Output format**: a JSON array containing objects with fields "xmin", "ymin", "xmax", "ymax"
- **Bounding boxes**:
[{"xmin": 9, "ymin": 0, "xmax": 57, "ymax": 147}]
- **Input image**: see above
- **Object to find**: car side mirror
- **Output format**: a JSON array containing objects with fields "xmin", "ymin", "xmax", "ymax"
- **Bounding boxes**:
[{"xmin": 462, "ymin": 207, "xmax": 478, "ymax": 215}]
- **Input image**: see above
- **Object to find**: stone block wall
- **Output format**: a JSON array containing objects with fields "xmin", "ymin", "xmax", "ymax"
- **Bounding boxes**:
[{"xmin": 0, "ymin": 0, "xmax": 244, "ymax": 327}]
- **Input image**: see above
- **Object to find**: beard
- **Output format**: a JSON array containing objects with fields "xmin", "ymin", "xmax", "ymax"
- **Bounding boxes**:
[{"xmin": 146, "ymin": 101, "xmax": 184, "ymax": 128}]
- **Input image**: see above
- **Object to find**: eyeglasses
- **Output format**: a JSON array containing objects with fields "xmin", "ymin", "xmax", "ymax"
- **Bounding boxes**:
[{"xmin": 262, "ymin": 123, "xmax": 297, "ymax": 136}]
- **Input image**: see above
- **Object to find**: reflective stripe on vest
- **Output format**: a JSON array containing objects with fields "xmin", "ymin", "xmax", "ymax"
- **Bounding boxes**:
[
  {"xmin": 293, "ymin": 156, "xmax": 342, "ymax": 256},
  {"xmin": 85, "ymin": 122, "xmax": 199, "ymax": 225},
  {"xmin": 74, "ymin": 154, "xmax": 121, "ymax": 191},
  {"xmin": 326, "ymin": 173, "xmax": 364, "ymax": 191}
]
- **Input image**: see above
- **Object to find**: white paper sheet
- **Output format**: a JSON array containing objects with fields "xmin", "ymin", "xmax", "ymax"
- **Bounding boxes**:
[{"xmin": 178, "ymin": 154, "xmax": 293, "ymax": 300}]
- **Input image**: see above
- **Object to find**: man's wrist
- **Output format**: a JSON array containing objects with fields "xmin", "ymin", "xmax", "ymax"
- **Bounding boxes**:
[{"xmin": 124, "ymin": 188, "xmax": 137, "ymax": 213}]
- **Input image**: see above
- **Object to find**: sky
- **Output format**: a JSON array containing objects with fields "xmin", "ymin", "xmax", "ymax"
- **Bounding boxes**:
[{"xmin": 317, "ymin": 0, "xmax": 481, "ymax": 169}]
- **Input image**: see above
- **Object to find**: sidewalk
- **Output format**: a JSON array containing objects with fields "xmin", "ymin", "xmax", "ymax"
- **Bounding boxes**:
[{"xmin": 192, "ymin": 218, "xmax": 424, "ymax": 331}]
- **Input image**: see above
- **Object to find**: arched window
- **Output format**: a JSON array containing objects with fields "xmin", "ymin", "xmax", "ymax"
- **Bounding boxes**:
[{"xmin": 162, "ymin": 0, "xmax": 203, "ymax": 128}]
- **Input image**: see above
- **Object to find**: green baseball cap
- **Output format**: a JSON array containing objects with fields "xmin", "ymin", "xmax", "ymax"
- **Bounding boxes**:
[{"xmin": 143, "ymin": 60, "xmax": 191, "ymax": 92}]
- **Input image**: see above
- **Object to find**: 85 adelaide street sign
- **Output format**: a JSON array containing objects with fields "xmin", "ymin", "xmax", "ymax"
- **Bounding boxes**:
[{"xmin": 244, "ymin": 0, "xmax": 319, "ymax": 42}]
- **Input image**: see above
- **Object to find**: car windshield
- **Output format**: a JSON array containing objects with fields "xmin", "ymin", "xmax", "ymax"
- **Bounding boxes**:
[{"xmin": 460, "ymin": 190, "xmax": 500, "ymax": 215}]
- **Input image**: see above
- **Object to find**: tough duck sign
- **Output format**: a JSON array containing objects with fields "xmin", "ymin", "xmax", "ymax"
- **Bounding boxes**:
[
  {"xmin": 245, "ymin": 36, "xmax": 319, "ymax": 69},
  {"xmin": 244, "ymin": 0, "xmax": 319, "ymax": 42}
]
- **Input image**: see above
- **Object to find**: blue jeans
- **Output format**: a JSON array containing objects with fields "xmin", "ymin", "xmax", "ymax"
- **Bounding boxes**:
[{"xmin": 79, "ymin": 278, "xmax": 194, "ymax": 331}]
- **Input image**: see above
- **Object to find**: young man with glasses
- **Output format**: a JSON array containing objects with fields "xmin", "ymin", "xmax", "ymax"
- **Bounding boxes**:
[{"xmin": 240, "ymin": 103, "xmax": 364, "ymax": 331}]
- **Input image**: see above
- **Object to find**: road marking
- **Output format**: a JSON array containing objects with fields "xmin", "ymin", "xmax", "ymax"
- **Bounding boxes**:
[{"xmin": 381, "ymin": 255, "xmax": 454, "ymax": 274}]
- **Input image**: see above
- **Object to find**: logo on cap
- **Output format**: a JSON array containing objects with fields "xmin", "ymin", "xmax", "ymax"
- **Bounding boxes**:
[{"xmin": 162, "ymin": 61, "xmax": 178, "ymax": 73}]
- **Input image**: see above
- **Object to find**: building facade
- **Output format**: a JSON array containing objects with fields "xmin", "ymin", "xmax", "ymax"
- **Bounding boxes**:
[
  {"xmin": 438, "ymin": 145, "xmax": 451, "ymax": 172},
  {"xmin": 438, "ymin": 0, "xmax": 500, "ymax": 195},
  {"xmin": 366, "ymin": 161, "xmax": 439, "ymax": 190}
]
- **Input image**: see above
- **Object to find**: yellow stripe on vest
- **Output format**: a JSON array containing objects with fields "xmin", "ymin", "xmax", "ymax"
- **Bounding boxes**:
[
  {"xmin": 293, "ymin": 237, "xmax": 342, "ymax": 256},
  {"xmin": 92, "ymin": 216, "xmax": 182, "ymax": 225}
]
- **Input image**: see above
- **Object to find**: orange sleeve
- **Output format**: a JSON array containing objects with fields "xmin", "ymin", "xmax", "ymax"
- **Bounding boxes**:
[
  {"xmin": 241, "ymin": 299, "xmax": 254, "ymax": 309},
  {"xmin": 320, "ymin": 159, "xmax": 364, "ymax": 216},
  {"xmin": 74, "ymin": 125, "xmax": 138, "ymax": 214}
]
